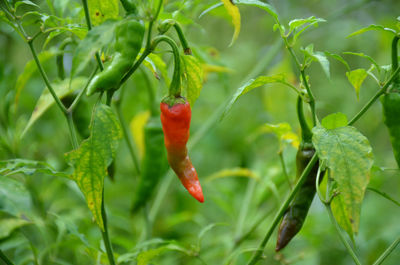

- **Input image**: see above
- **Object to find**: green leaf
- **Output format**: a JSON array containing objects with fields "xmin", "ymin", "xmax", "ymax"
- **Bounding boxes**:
[
  {"xmin": 343, "ymin": 52, "xmax": 380, "ymax": 73},
  {"xmin": 15, "ymin": 49, "xmax": 58, "ymax": 106},
  {"xmin": 142, "ymin": 53, "xmax": 170, "ymax": 84},
  {"xmin": 312, "ymin": 124, "xmax": 374, "ymax": 237},
  {"xmin": 70, "ymin": 20, "xmax": 119, "ymax": 80},
  {"xmin": 65, "ymin": 104, "xmax": 122, "ymax": 230},
  {"xmin": 0, "ymin": 218, "xmax": 30, "ymax": 240},
  {"xmin": 22, "ymin": 77, "xmax": 87, "ymax": 137},
  {"xmin": 347, "ymin": 24, "xmax": 396, "ymax": 38},
  {"xmin": 181, "ymin": 55, "xmax": 204, "ymax": 107},
  {"xmin": 288, "ymin": 16, "xmax": 326, "ymax": 43},
  {"xmin": 88, "ymin": 0, "xmax": 119, "ymax": 26},
  {"xmin": 235, "ymin": 0, "xmax": 278, "ymax": 21},
  {"xmin": 43, "ymin": 26, "xmax": 87, "ymax": 49},
  {"xmin": 0, "ymin": 177, "xmax": 31, "ymax": 217},
  {"xmin": 346, "ymin": 68, "xmax": 368, "ymax": 98},
  {"xmin": 221, "ymin": 0, "xmax": 241, "ymax": 46},
  {"xmin": 0, "ymin": 159, "xmax": 68, "ymax": 178},
  {"xmin": 199, "ymin": 2, "xmax": 224, "ymax": 18},
  {"xmin": 221, "ymin": 74, "xmax": 290, "ymax": 120},
  {"xmin": 301, "ymin": 44, "xmax": 330, "ymax": 79},
  {"xmin": 324, "ymin": 52, "xmax": 350, "ymax": 71},
  {"xmin": 15, "ymin": 0, "xmax": 39, "ymax": 10},
  {"xmin": 137, "ymin": 247, "xmax": 166, "ymax": 265},
  {"xmin": 321, "ymin": 113, "xmax": 348, "ymax": 130}
]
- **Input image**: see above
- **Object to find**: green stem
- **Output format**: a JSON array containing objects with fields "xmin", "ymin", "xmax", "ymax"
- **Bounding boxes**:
[
  {"xmin": 101, "ymin": 190, "xmax": 116, "ymax": 265},
  {"xmin": 0, "ymin": 249, "xmax": 14, "ymax": 265},
  {"xmin": 325, "ymin": 205, "xmax": 362, "ymax": 265},
  {"xmin": 391, "ymin": 36, "xmax": 399, "ymax": 76},
  {"xmin": 348, "ymin": 66, "xmax": 400, "ymax": 125},
  {"xmin": 68, "ymin": 67, "xmax": 98, "ymax": 112},
  {"xmin": 278, "ymin": 151, "xmax": 292, "ymax": 189},
  {"xmin": 367, "ymin": 187, "xmax": 400, "ymax": 207},
  {"xmin": 297, "ymin": 96, "xmax": 312, "ymax": 143},
  {"xmin": 81, "ymin": 0, "xmax": 104, "ymax": 71},
  {"xmin": 173, "ymin": 22, "xmax": 191, "ymax": 55},
  {"xmin": 118, "ymin": 49, "xmax": 151, "ymax": 89},
  {"xmin": 234, "ymin": 179, "xmax": 257, "ymax": 241},
  {"xmin": 27, "ymin": 41, "xmax": 68, "ymax": 115},
  {"xmin": 151, "ymin": 35, "xmax": 181, "ymax": 97},
  {"xmin": 66, "ymin": 113, "xmax": 79, "ymax": 149},
  {"xmin": 247, "ymin": 154, "xmax": 318, "ymax": 265},
  {"xmin": 284, "ymin": 38, "xmax": 317, "ymax": 125},
  {"xmin": 372, "ymin": 235, "xmax": 400, "ymax": 265}
]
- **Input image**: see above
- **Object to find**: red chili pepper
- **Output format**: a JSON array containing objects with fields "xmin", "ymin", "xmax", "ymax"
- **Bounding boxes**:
[{"xmin": 160, "ymin": 99, "xmax": 204, "ymax": 202}]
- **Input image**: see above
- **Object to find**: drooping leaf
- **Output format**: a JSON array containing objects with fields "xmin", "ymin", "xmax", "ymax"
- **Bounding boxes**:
[
  {"xmin": 88, "ymin": 0, "xmax": 119, "ymax": 26},
  {"xmin": 221, "ymin": 74, "xmax": 290, "ymax": 120},
  {"xmin": 221, "ymin": 0, "xmax": 241, "ymax": 46},
  {"xmin": 346, "ymin": 69, "xmax": 368, "ymax": 99},
  {"xmin": 325, "ymin": 52, "xmax": 350, "ymax": 71},
  {"xmin": 0, "ymin": 159, "xmax": 68, "ymax": 178},
  {"xmin": 130, "ymin": 111, "xmax": 150, "ymax": 160},
  {"xmin": 15, "ymin": 49, "xmax": 59, "ymax": 106},
  {"xmin": 205, "ymin": 167, "xmax": 260, "ymax": 183},
  {"xmin": 302, "ymin": 44, "xmax": 330, "ymax": 79},
  {"xmin": 0, "ymin": 218, "xmax": 30, "ymax": 240},
  {"xmin": 312, "ymin": 114, "xmax": 374, "ymax": 237},
  {"xmin": 181, "ymin": 55, "xmax": 204, "ymax": 106},
  {"xmin": 65, "ymin": 104, "xmax": 122, "ymax": 230},
  {"xmin": 141, "ymin": 53, "xmax": 170, "ymax": 83},
  {"xmin": 43, "ymin": 26, "xmax": 87, "ymax": 49},
  {"xmin": 343, "ymin": 52, "xmax": 380, "ymax": 73},
  {"xmin": 70, "ymin": 20, "xmax": 119, "ymax": 80},
  {"xmin": 22, "ymin": 77, "xmax": 87, "ymax": 137},
  {"xmin": 15, "ymin": 0, "xmax": 39, "ymax": 10},
  {"xmin": 347, "ymin": 24, "xmax": 396, "ymax": 38}
]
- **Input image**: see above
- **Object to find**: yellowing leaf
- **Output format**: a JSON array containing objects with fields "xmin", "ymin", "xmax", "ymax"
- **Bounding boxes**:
[
  {"xmin": 221, "ymin": 0, "xmax": 241, "ymax": 46},
  {"xmin": 254, "ymin": 123, "xmax": 299, "ymax": 151},
  {"xmin": 181, "ymin": 55, "xmax": 204, "ymax": 107},
  {"xmin": 312, "ymin": 124, "xmax": 374, "ymax": 237},
  {"xmin": 130, "ymin": 111, "xmax": 150, "ymax": 159},
  {"xmin": 203, "ymin": 64, "xmax": 233, "ymax": 81},
  {"xmin": 65, "ymin": 104, "xmax": 122, "ymax": 230},
  {"xmin": 205, "ymin": 167, "xmax": 260, "ymax": 183},
  {"xmin": 88, "ymin": 0, "xmax": 119, "ymax": 26},
  {"xmin": 346, "ymin": 69, "xmax": 368, "ymax": 99}
]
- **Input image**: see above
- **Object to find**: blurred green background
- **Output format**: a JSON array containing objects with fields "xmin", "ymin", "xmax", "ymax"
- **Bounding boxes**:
[{"xmin": 1, "ymin": 0, "xmax": 400, "ymax": 264}]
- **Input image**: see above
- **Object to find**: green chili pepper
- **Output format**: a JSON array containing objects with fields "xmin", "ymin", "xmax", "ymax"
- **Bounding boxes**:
[
  {"xmin": 381, "ymin": 35, "xmax": 400, "ymax": 168},
  {"xmin": 131, "ymin": 116, "xmax": 169, "ymax": 212},
  {"xmin": 87, "ymin": 18, "xmax": 144, "ymax": 96},
  {"xmin": 276, "ymin": 96, "xmax": 322, "ymax": 251}
]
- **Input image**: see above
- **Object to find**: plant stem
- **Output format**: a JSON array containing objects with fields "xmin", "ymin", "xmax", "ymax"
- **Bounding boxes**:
[
  {"xmin": 68, "ymin": 67, "xmax": 98, "ymax": 112},
  {"xmin": 325, "ymin": 205, "xmax": 362, "ymax": 265},
  {"xmin": 372, "ymin": 235, "xmax": 400, "ymax": 265},
  {"xmin": 284, "ymin": 38, "xmax": 317, "ymax": 126},
  {"xmin": 27, "ymin": 41, "xmax": 68, "ymax": 115},
  {"xmin": 0, "ymin": 249, "xmax": 14, "ymax": 265},
  {"xmin": 150, "ymin": 35, "xmax": 181, "ymax": 97},
  {"xmin": 101, "ymin": 190, "xmax": 116, "ymax": 265},
  {"xmin": 367, "ymin": 187, "xmax": 400, "ymax": 207},
  {"xmin": 348, "ymin": 66, "xmax": 400, "ymax": 125},
  {"xmin": 81, "ymin": 0, "xmax": 104, "ymax": 71},
  {"xmin": 247, "ymin": 154, "xmax": 318, "ymax": 265},
  {"xmin": 66, "ymin": 113, "xmax": 79, "ymax": 149}
]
